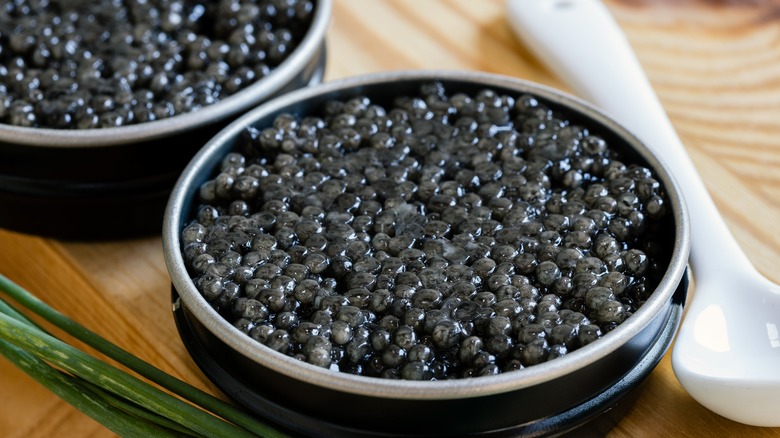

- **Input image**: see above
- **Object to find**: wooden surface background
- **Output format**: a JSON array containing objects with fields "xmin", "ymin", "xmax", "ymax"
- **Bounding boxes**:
[{"xmin": 2, "ymin": 0, "xmax": 780, "ymax": 436}]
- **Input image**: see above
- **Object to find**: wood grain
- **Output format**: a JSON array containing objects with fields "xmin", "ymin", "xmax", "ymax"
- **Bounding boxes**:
[{"xmin": 1, "ymin": 0, "xmax": 779, "ymax": 436}]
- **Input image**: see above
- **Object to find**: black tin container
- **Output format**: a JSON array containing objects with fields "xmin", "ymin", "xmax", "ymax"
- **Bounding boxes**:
[
  {"xmin": 163, "ymin": 71, "xmax": 691, "ymax": 436},
  {"xmin": 0, "ymin": 0, "xmax": 332, "ymax": 239}
]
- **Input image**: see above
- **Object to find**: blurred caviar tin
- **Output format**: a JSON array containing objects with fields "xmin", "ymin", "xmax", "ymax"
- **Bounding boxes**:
[
  {"xmin": 163, "ymin": 71, "xmax": 690, "ymax": 436},
  {"xmin": 0, "ymin": 0, "xmax": 331, "ymax": 239}
]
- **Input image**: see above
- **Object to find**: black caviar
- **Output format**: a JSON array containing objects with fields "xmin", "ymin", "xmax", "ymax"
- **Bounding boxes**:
[
  {"xmin": 181, "ymin": 82, "xmax": 672, "ymax": 380},
  {"xmin": 0, "ymin": 0, "xmax": 314, "ymax": 129}
]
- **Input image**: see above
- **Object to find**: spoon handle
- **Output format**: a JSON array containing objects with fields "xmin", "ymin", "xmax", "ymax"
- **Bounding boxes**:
[{"xmin": 507, "ymin": 0, "xmax": 754, "ymax": 277}]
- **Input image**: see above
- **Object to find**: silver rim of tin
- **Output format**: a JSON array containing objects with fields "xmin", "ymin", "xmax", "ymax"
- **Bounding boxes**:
[
  {"xmin": 163, "ymin": 69, "xmax": 690, "ymax": 401},
  {"xmin": 0, "ymin": 0, "xmax": 333, "ymax": 149}
]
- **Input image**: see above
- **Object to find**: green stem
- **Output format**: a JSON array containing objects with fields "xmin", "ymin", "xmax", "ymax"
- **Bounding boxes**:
[
  {"xmin": 75, "ymin": 376, "xmax": 198, "ymax": 437},
  {"xmin": 1, "ymin": 296, "xmax": 194, "ymax": 436},
  {"xmin": 0, "ymin": 339, "xmax": 184, "ymax": 438},
  {"xmin": 0, "ymin": 311, "xmax": 257, "ymax": 438},
  {"xmin": 0, "ymin": 296, "xmax": 44, "ymax": 333},
  {"xmin": 0, "ymin": 274, "xmax": 286, "ymax": 438}
]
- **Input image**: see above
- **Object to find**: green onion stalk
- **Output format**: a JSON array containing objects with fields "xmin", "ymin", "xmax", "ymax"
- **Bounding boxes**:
[{"xmin": 0, "ymin": 274, "xmax": 289, "ymax": 438}]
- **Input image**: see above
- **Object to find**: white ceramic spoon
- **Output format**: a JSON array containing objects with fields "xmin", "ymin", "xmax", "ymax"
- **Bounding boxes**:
[{"xmin": 507, "ymin": 0, "xmax": 780, "ymax": 427}]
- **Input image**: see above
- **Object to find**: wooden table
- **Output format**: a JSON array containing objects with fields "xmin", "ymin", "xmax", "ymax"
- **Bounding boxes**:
[{"xmin": 2, "ymin": 1, "xmax": 780, "ymax": 436}]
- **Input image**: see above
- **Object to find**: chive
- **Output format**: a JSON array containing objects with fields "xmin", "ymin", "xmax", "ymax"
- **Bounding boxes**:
[
  {"xmin": 75, "ymin": 376, "xmax": 198, "ymax": 437},
  {"xmin": 0, "ymin": 274, "xmax": 286, "ymax": 438},
  {"xmin": 0, "ymin": 296, "xmax": 43, "ymax": 333},
  {"xmin": 0, "ymin": 311, "xmax": 258, "ymax": 438},
  {"xmin": 2, "ymin": 296, "xmax": 201, "ymax": 437},
  {"xmin": 0, "ymin": 339, "xmax": 184, "ymax": 438}
]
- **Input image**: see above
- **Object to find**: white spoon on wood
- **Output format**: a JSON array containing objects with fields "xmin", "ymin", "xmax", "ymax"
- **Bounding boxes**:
[{"xmin": 508, "ymin": 0, "xmax": 780, "ymax": 427}]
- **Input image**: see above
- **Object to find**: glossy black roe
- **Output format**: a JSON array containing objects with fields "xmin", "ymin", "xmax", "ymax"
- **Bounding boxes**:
[
  {"xmin": 0, "ymin": 0, "xmax": 315, "ymax": 128},
  {"xmin": 181, "ymin": 82, "xmax": 672, "ymax": 381}
]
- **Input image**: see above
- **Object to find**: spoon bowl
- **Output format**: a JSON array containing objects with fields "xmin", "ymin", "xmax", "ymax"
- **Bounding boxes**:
[
  {"xmin": 508, "ymin": 0, "xmax": 780, "ymax": 427},
  {"xmin": 674, "ymin": 271, "xmax": 780, "ymax": 426}
]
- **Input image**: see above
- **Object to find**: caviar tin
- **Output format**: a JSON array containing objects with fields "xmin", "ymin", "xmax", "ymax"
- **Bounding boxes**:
[
  {"xmin": 0, "ymin": 0, "xmax": 332, "ymax": 239},
  {"xmin": 163, "ymin": 71, "xmax": 690, "ymax": 436}
]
